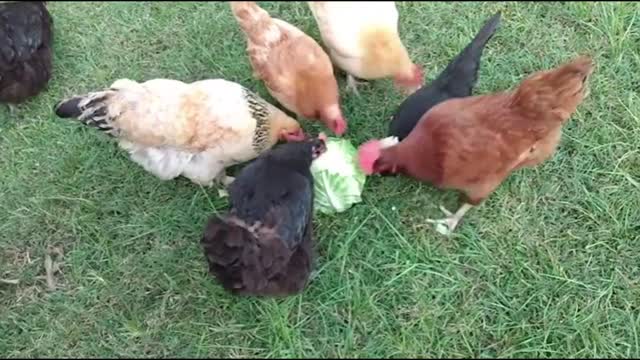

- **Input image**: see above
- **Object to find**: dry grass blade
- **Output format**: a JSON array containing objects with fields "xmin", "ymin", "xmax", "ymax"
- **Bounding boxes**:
[
  {"xmin": 43, "ymin": 245, "xmax": 64, "ymax": 292},
  {"xmin": 0, "ymin": 278, "xmax": 20, "ymax": 285},
  {"xmin": 44, "ymin": 253, "xmax": 56, "ymax": 291}
]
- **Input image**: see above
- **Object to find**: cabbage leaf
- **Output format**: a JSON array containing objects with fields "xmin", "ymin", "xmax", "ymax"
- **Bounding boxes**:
[{"xmin": 310, "ymin": 137, "xmax": 366, "ymax": 214}]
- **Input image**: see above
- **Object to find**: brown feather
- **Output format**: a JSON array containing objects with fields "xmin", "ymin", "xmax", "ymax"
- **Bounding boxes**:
[{"xmin": 231, "ymin": 2, "xmax": 344, "ymax": 134}]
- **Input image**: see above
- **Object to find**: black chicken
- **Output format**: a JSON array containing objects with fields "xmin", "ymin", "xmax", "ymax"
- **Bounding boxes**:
[
  {"xmin": 0, "ymin": 1, "xmax": 53, "ymax": 108},
  {"xmin": 200, "ymin": 135, "xmax": 327, "ymax": 297},
  {"xmin": 388, "ymin": 12, "xmax": 501, "ymax": 140}
]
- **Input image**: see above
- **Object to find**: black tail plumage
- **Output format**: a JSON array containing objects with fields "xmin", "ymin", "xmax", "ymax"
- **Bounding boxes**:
[
  {"xmin": 469, "ymin": 12, "xmax": 501, "ymax": 54},
  {"xmin": 53, "ymin": 96, "xmax": 84, "ymax": 118},
  {"xmin": 53, "ymin": 91, "xmax": 116, "ymax": 134},
  {"xmin": 441, "ymin": 11, "xmax": 501, "ymax": 97},
  {"xmin": 388, "ymin": 12, "xmax": 501, "ymax": 140},
  {"xmin": 200, "ymin": 213, "xmax": 312, "ymax": 297}
]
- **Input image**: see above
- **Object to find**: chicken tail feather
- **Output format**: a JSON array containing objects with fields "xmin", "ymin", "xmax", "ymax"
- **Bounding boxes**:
[
  {"xmin": 230, "ymin": 1, "xmax": 279, "ymax": 46},
  {"xmin": 512, "ymin": 56, "xmax": 594, "ymax": 120},
  {"xmin": 470, "ymin": 12, "xmax": 501, "ymax": 53},
  {"xmin": 200, "ymin": 215, "xmax": 253, "ymax": 293},
  {"xmin": 53, "ymin": 90, "xmax": 117, "ymax": 135},
  {"xmin": 440, "ymin": 11, "xmax": 501, "ymax": 97},
  {"xmin": 201, "ymin": 214, "xmax": 288, "ymax": 295},
  {"xmin": 53, "ymin": 96, "xmax": 84, "ymax": 118}
]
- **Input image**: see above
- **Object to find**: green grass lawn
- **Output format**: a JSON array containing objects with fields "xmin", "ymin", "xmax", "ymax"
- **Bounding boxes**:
[{"xmin": 1, "ymin": 1, "xmax": 639, "ymax": 357}]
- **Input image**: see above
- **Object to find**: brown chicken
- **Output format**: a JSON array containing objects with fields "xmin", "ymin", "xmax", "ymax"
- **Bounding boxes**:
[
  {"xmin": 231, "ymin": 1, "xmax": 347, "ymax": 136},
  {"xmin": 358, "ymin": 56, "xmax": 594, "ymax": 235}
]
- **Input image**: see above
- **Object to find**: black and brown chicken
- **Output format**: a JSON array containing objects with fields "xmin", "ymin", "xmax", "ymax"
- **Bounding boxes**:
[
  {"xmin": 0, "ymin": 1, "xmax": 53, "ymax": 110},
  {"xmin": 200, "ymin": 134, "xmax": 327, "ymax": 297}
]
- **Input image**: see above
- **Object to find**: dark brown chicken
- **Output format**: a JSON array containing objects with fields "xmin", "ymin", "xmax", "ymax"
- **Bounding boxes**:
[
  {"xmin": 358, "ymin": 56, "xmax": 594, "ymax": 235},
  {"xmin": 0, "ymin": 1, "xmax": 53, "ymax": 108},
  {"xmin": 201, "ymin": 135, "xmax": 327, "ymax": 297}
]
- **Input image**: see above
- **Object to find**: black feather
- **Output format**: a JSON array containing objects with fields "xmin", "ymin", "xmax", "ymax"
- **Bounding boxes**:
[
  {"xmin": 0, "ymin": 1, "xmax": 53, "ymax": 104},
  {"xmin": 388, "ymin": 12, "xmax": 501, "ymax": 140},
  {"xmin": 53, "ymin": 89, "xmax": 117, "ymax": 136},
  {"xmin": 53, "ymin": 96, "xmax": 83, "ymax": 118},
  {"xmin": 200, "ymin": 139, "xmax": 323, "ymax": 297}
]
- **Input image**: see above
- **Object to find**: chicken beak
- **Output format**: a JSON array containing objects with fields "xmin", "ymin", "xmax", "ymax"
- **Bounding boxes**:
[{"xmin": 312, "ymin": 136, "xmax": 327, "ymax": 159}]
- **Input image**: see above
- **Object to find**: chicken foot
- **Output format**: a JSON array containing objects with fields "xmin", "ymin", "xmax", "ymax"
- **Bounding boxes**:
[
  {"xmin": 346, "ymin": 74, "xmax": 368, "ymax": 96},
  {"xmin": 426, "ymin": 203, "xmax": 474, "ymax": 235}
]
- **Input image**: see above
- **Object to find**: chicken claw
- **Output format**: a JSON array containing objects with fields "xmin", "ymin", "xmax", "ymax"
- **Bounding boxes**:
[{"xmin": 426, "ymin": 203, "xmax": 474, "ymax": 235}]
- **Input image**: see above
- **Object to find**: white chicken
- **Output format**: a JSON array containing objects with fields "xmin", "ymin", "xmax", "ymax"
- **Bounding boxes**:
[
  {"xmin": 307, "ymin": 1, "xmax": 423, "ymax": 95},
  {"xmin": 54, "ymin": 78, "xmax": 304, "ymax": 186}
]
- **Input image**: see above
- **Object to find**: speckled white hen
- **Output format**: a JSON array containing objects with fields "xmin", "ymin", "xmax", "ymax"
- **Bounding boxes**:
[{"xmin": 54, "ymin": 78, "xmax": 304, "ymax": 186}]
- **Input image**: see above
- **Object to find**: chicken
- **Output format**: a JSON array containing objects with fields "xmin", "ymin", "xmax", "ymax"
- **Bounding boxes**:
[
  {"xmin": 0, "ymin": 1, "xmax": 53, "ymax": 111},
  {"xmin": 53, "ymin": 78, "xmax": 304, "ymax": 187},
  {"xmin": 388, "ymin": 12, "xmax": 501, "ymax": 140},
  {"xmin": 307, "ymin": 1, "xmax": 423, "ymax": 95},
  {"xmin": 200, "ymin": 134, "xmax": 327, "ymax": 297},
  {"xmin": 230, "ymin": 1, "xmax": 347, "ymax": 136},
  {"xmin": 358, "ymin": 56, "xmax": 594, "ymax": 235}
]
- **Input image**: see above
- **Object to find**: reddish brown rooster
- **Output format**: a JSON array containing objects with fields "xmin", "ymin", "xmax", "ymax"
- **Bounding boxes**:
[{"xmin": 358, "ymin": 56, "xmax": 594, "ymax": 234}]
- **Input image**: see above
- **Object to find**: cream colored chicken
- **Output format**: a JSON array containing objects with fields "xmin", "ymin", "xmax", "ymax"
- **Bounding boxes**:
[
  {"xmin": 308, "ymin": 1, "xmax": 423, "ymax": 95},
  {"xmin": 54, "ymin": 78, "xmax": 304, "ymax": 186},
  {"xmin": 230, "ymin": 1, "xmax": 347, "ymax": 136}
]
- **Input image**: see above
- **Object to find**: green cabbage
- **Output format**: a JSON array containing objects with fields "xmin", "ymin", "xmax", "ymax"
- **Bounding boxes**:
[{"xmin": 310, "ymin": 137, "xmax": 366, "ymax": 214}]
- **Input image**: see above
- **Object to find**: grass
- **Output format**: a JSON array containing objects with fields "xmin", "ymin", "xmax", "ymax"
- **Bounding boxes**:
[{"xmin": 1, "ymin": 1, "xmax": 639, "ymax": 358}]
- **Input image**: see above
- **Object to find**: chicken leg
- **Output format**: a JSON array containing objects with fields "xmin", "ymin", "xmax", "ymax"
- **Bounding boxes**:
[
  {"xmin": 346, "ymin": 74, "xmax": 368, "ymax": 96},
  {"xmin": 426, "ymin": 203, "xmax": 474, "ymax": 235}
]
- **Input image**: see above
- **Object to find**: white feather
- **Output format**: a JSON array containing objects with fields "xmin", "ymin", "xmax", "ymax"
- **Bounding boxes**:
[
  {"xmin": 111, "ymin": 79, "xmax": 263, "ymax": 186},
  {"xmin": 308, "ymin": 1, "xmax": 400, "ymax": 78}
]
